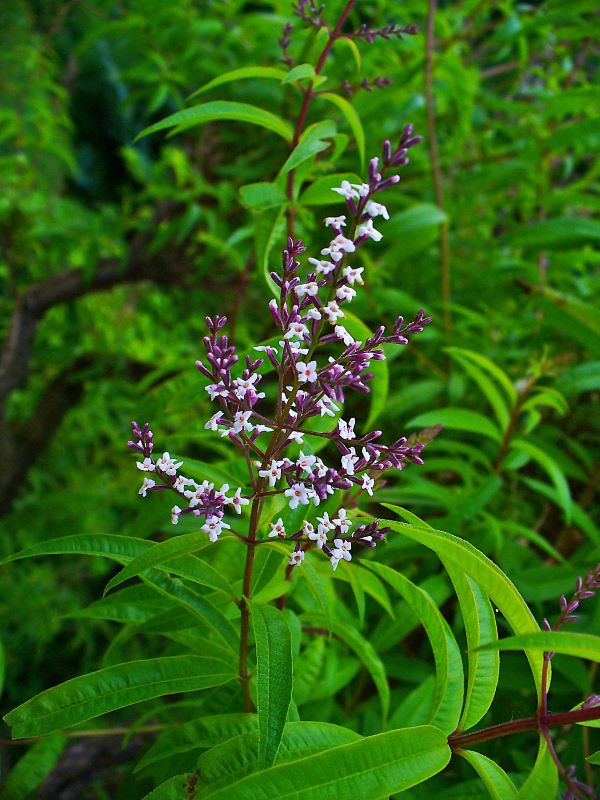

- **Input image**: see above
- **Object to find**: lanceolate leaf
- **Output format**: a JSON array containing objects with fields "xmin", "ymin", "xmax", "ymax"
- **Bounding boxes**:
[
  {"xmin": 407, "ymin": 408, "xmax": 502, "ymax": 442},
  {"xmin": 460, "ymin": 750, "xmax": 518, "ymax": 799},
  {"xmin": 516, "ymin": 738, "xmax": 558, "ymax": 798},
  {"xmin": 509, "ymin": 439, "xmax": 572, "ymax": 523},
  {"xmin": 200, "ymin": 725, "xmax": 450, "ymax": 799},
  {"xmin": 319, "ymin": 93, "xmax": 365, "ymax": 167},
  {"xmin": 279, "ymin": 121, "xmax": 336, "ymax": 176},
  {"xmin": 445, "ymin": 563, "xmax": 499, "ymax": 732},
  {"xmin": 140, "ymin": 774, "xmax": 189, "ymax": 800},
  {"xmin": 4, "ymin": 656, "xmax": 236, "ymax": 738},
  {"xmin": 188, "ymin": 66, "xmax": 287, "ymax": 99},
  {"xmin": 135, "ymin": 101, "xmax": 293, "ymax": 143},
  {"xmin": 251, "ymin": 602, "xmax": 294, "ymax": 768},
  {"xmin": 479, "ymin": 631, "xmax": 600, "ymax": 662},
  {"xmin": 382, "ymin": 511, "xmax": 545, "ymax": 697},
  {"xmin": 365, "ymin": 561, "xmax": 464, "ymax": 734},
  {"xmin": 1, "ymin": 733, "xmax": 67, "ymax": 800}
]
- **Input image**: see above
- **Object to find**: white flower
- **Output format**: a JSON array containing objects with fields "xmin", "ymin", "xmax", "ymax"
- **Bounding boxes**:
[
  {"xmin": 334, "ymin": 325, "xmax": 357, "ymax": 347},
  {"xmin": 259, "ymin": 459, "xmax": 283, "ymax": 487},
  {"xmin": 296, "ymin": 282, "xmax": 319, "ymax": 298},
  {"xmin": 357, "ymin": 218, "xmax": 383, "ymax": 242},
  {"xmin": 296, "ymin": 451, "xmax": 317, "ymax": 473},
  {"xmin": 268, "ymin": 517, "xmax": 286, "ymax": 538},
  {"xmin": 173, "ymin": 475, "xmax": 192, "ymax": 492},
  {"xmin": 306, "ymin": 308, "xmax": 322, "ymax": 321},
  {"xmin": 224, "ymin": 487, "xmax": 250, "ymax": 514},
  {"xmin": 341, "ymin": 449, "xmax": 358, "ymax": 475},
  {"xmin": 296, "ymin": 360, "xmax": 318, "ymax": 384},
  {"xmin": 285, "ymin": 321, "xmax": 310, "ymax": 340},
  {"xmin": 331, "ymin": 538, "xmax": 352, "ymax": 569},
  {"xmin": 254, "ymin": 424, "xmax": 273, "ymax": 434},
  {"xmin": 308, "ymin": 257, "xmax": 336, "ymax": 275},
  {"xmin": 338, "ymin": 417, "xmax": 356, "ymax": 440},
  {"xmin": 232, "ymin": 374, "xmax": 261, "ymax": 400},
  {"xmin": 232, "ymin": 410, "xmax": 254, "ymax": 434},
  {"xmin": 156, "ymin": 452, "xmax": 183, "ymax": 476},
  {"xmin": 343, "ymin": 266, "xmax": 364, "ymax": 285},
  {"xmin": 333, "ymin": 508, "xmax": 352, "ymax": 534},
  {"xmin": 361, "ymin": 474, "xmax": 375, "ymax": 496},
  {"xmin": 171, "ymin": 505, "xmax": 182, "ymax": 525},
  {"xmin": 324, "ymin": 300, "xmax": 344, "ymax": 324},
  {"xmin": 324, "ymin": 234, "xmax": 356, "ymax": 261},
  {"xmin": 336, "ymin": 285, "xmax": 356, "ymax": 303},
  {"xmin": 302, "ymin": 520, "xmax": 315, "ymax": 536},
  {"xmin": 308, "ymin": 525, "xmax": 328, "ymax": 549},
  {"xmin": 317, "ymin": 396, "xmax": 339, "ymax": 417},
  {"xmin": 351, "ymin": 182, "xmax": 370, "ymax": 197},
  {"xmin": 254, "ymin": 344, "xmax": 279, "ymax": 354},
  {"xmin": 138, "ymin": 477, "xmax": 155, "ymax": 497},
  {"xmin": 365, "ymin": 200, "xmax": 389, "ymax": 220},
  {"xmin": 202, "ymin": 518, "xmax": 230, "ymax": 543},
  {"xmin": 331, "ymin": 180, "xmax": 359, "ymax": 200},
  {"xmin": 288, "ymin": 550, "xmax": 305, "ymax": 567},
  {"xmin": 204, "ymin": 412, "xmax": 224, "ymax": 431},
  {"xmin": 287, "ymin": 430, "xmax": 304, "ymax": 444},
  {"xmin": 313, "ymin": 457, "xmax": 328, "ymax": 477},
  {"xmin": 136, "ymin": 457, "xmax": 155, "ymax": 472},
  {"xmin": 325, "ymin": 215, "xmax": 346, "ymax": 228},
  {"xmin": 280, "ymin": 339, "xmax": 309, "ymax": 356},
  {"xmin": 285, "ymin": 483, "xmax": 312, "ymax": 509},
  {"xmin": 316, "ymin": 511, "xmax": 335, "ymax": 531},
  {"xmin": 206, "ymin": 382, "xmax": 228, "ymax": 400}
]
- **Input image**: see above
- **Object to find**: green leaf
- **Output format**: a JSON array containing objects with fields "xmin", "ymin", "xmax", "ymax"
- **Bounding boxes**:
[
  {"xmin": 384, "ymin": 204, "xmax": 447, "ymax": 259},
  {"xmin": 444, "ymin": 347, "xmax": 517, "ymax": 405},
  {"xmin": 407, "ymin": 408, "xmax": 502, "ymax": 442},
  {"xmin": 304, "ymin": 615, "xmax": 389, "ymax": 721},
  {"xmin": 300, "ymin": 172, "xmax": 362, "ymax": 205},
  {"xmin": 103, "ymin": 532, "xmax": 232, "ymax": 596},
  {"xmin": 460, "ymin": 750, "xmax": 518, "ymax": 799},
  {"xmin": 365, "ymin": 562, "xmax": 464, "ymax": 734},
  {"xmin": 506, "ymin": 217, "xmax": 600, "ymax": 249},
  {"xmin": 188, "ymin": 66, "xmax": 288, "ymax": 99},
  {"xmin": 251, "ymin": 602, "xmax": 293, "ymax": 768},
  {"xmin": 301, "ymin": 557, "xmax": 333, "ymax": 635},
  {"xmin": 135, "ymin": 713, "xmax": 258, "ymax": 773},
  {"xmin": 135, "ymin": 101, "xmax": 293, "ymax": 143},
  {"xmin": 319, "ymin": 93, "xmax": 365, "ymax": 167},
  {"xmin": 445, "ymin": 348, "xmax": 513, "ymax": 430},
  {"xmin": 382, "ymin": 512, "xmax": 545, "ymax": 698},
  {"xmin": 0, "ymin": 636, "xmax": 5, "ymax": 699},
  {"xmin": 4, "ymin": 656, "xmax": 236, "ymax": 738},
  {"xmin": 200, "ymin": 725, "xmax": 450, "ymax": 799},
  {"xmin": 445, "ymin": 564, "xmax": 499, "ymax": 732},
  {"xmin": 478, "ymin": 631, "xmax": 600, "ymax": 662},
  {"xmin": 509, "ymin": 439, "xmax": 572, "ymax": 523},
  {"xmin": 282, "ymin": 63, "xmax": 316, "ymax": 84},
  {"xmin": 140, "ymin": 774, "xmax": 190, "ymax": 800},
  {"xmin": 588, "ymin": 751, "xmax": 600, "ymax": 765},
  {"xmin": 279, "ymin": 121, "xmax": 336, "ymax": 176},
  {"xmin": 1, "ymin": 733, "xmax": 67, "ymax": 800},
  {"xmin": 516, "ymin": 738, "xmax": 558, "ymax": 798},
  {"xmin": 342, "ymin": 311, "xmax": 389, "ymax": 428},
  {"xmin": 256, "ymin": 203, "xmax": 287, "ymax": 296},
  {"xmin": 240, "ymin": 182, "xmax": 287, "ymax": 210}
]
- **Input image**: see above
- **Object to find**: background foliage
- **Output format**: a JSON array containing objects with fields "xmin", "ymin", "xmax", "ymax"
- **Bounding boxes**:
[{"xmin": 0, "ymin": 0, "xmax": 598, "ymax": 797}]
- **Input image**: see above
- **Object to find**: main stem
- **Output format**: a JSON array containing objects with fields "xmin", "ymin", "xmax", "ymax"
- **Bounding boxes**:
[{"xmin": 238, "ymin": 494, "xmax": 261, "ymax": 712}]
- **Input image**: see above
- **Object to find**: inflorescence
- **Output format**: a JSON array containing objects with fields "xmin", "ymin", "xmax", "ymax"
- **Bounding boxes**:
[{"xmin": 129, "ymin": 127, "xmax": 432, "ymax": 572}]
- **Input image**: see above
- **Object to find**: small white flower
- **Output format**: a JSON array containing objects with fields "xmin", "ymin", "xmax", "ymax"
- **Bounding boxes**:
[
  {"xmin": 313, "ymin": 457, "xmax": 328, "ymax": 478},
  {"xmin": 308, "ymin": 257, "xmax": 336, "ymax": 275},
  {"xmin": 308, "ymin": 526, "xmax": 328, "ymax": 549},
  {"xmin": 171, "ymin": 505, "xmax": 182, "ymax": 525},
  {"xmin": 259, "ymin": 459, "xmax": 283, "ymax": 487},
  {"xmin": 173, "ymin": 475, "xmax": 192, "ymax": 492},
  {"xmin": 361, "ymin": 474, "xmax": 375, "ymax": 496},
  {"xmin": 202, "ymin": 518, "xmax": 230, "ymax": 543},
  {"xmin": 288, "ymin": 550, "xmax": 305, "ymax": 567},
  {"xmin": 325, "ymin": 215, "xmax": 347, "ymax": 228},
  {"xmin": 206, "ymin": 382, "xmax": 228, "ymax": 400},
  {"xmin": 324, "ymin": 300, "xmax": 344, "ymax": 324},
  {"xmin": 338, "ymin": 417, "xmax": 356, "ymax": 440},
  {"xmin": 296, "ymin": 282, "xmax": 319, "ymax": 298},
  {"xmin": 316, "ymin": 511, "xmax": 335, "ymax": 531},
  {"xmin": 302, "ymin": 520, "xmax": 315, "ymax": 536},
  {"xmin": 254, "ymin": 424, "xmax": 273, "ymax": 434},
  {"xmin": 351, "ymin": 182, "xmax": 370, "ymax": 197},
  {"xmin": 331, "ymin": 538, "xmax": 352, "ymax": 568},
  {"xmin": 296, "ymin": 360, "xmax": 318, "ymax": 384},
  {"xmin": 285, "ymin": 321, "xmax": 310, "ymax": 340},
  {"xmin": 341, "ymin": 449, "xmax": 358, "ymax": 475},
  {"xmin": 334, "ymin": 325, "xmax": 356, "ymax": 347},
  {"xmin": 331, "ymin": 233, "xmax": 356, "ymax": 254},
  {"xmin": 156, "ymin": 452, "xmax": 183, "ymax": 476},
  {"xmin": 306, "ymin": 308, "xmax": 322, "ymax": 321},
  {"xmin": 138, "ymin": 477, "xmax": 155, "ymax": 497},
  {"xmin": 331, "ymin": 180, "xmax": 359, "ymax": 200},
  {"xmin": 343, "ymin": 266, "xmax": 364, "ymax": 285},
  {"xmin": 224, "ymin": 487, "xmax": 250, "ymax": 514},
  {"xmin": 296, "ymin": 451, "xmax": 317, "ymax": 473},
  {"xmin": 317, "ymin": 396, "xmax": 339, "ymax": 417},
  {"xmin": 333, "ymin": 508, "xmax": 352, "ymax": 534},
  {"xmin": 365, "ymin": 200, "xmax": 389, "ymax": 220},
  {"xmin": 336, "ymin": 285, "xmax": 356, "ymax": 303},
  {"xmin": 268, "ymin": 517, "xmax": 286, "ymax": 538},
  {"xmin": 232, "ymin": 374, "xmax": 261, "ymax": 400},
  {"xmin": 357, "ymin": 218, "xmax": 383, "ymax": 242},
  {"xmin": 287, "ymin": 430, "xmax": 305, "ymax": 444},
  {"xmin": 280, "ymin": 339, "xmax": 309, "ymax": 356},
  {"xmin": 204, "ymin": 412, "xmax": 224, "ymax": 431},
  {"xmin": 254, "ymin": 344, "xmax": 279, "ymax": 354},
  {"xmin": 136, "ymin": 457, "xmax": 155, "ymax": 472},
  {"xmin": 232, "ymin": 410, "xmax": 254, "ymax": 434},
  {"xmin": 285, "ymin": 483, "xmax": 312, "ymax": 509}
]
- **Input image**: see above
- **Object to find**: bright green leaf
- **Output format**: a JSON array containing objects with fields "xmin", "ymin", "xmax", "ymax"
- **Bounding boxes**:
[
  {"xmin": 460, "ymin": 750, "xmax": 518, "ymax": 799},
  {"xmin": 319, "ymin": 93, "xmax": 365, "ymax": 167},
  {"xmin": 189, "ymin": 66, "xmax": 287, "ymax": 99}
]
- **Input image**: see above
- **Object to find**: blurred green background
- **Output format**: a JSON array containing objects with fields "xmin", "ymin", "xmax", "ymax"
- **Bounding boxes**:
[{"xmin": 0, "ymin": 0, "xmax": 598, "ymax": 795}]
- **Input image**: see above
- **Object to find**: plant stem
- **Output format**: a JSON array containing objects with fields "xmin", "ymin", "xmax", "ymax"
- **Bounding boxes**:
[
  {"xmin": 238, "ymin": 494, "xmax": 261, "ymax": 712},
  {"xmin": 424, "ymin": 0, "xmax": 451, "ymax": 337},
  {"xmin": 448, "ymin": 706, "xmax": 600, "ymax": 750},
  {"xmin": 286, "ymin": 0, "xmax": 357, "ymax": 237}
]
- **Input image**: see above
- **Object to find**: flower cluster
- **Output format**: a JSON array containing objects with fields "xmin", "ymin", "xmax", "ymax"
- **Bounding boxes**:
[{"xmin": 129, "ymin": 128, "xmax": 433, "ymax": 572}]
